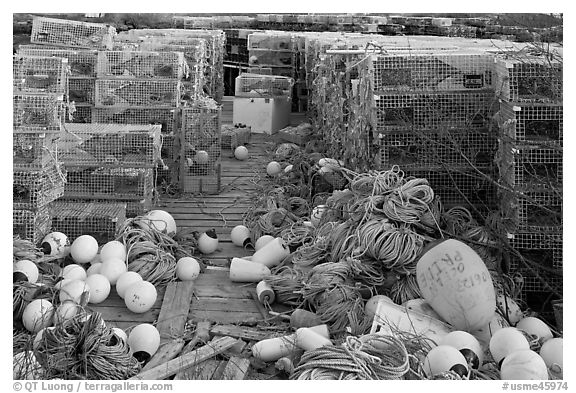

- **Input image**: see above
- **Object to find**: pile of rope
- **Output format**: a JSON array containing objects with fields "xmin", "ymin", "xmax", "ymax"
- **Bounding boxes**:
[
  {"xmin": 116, "ymin": 215, "xmax": 194, "ymax": 285},
  {"xmin": 34, "ymin": 312, "xmax": 140, "ymax": 379},
  {"xmin": 291, "ymin": 334, "xmax": 410, "ymax": 380}
]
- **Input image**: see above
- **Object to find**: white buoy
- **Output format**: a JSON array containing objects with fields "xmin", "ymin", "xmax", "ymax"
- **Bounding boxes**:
[
  {"xmin": 229, "ymin": 258, "xmax": 271, "ymax": 283},
  {"xmin": 251, "ymin": 237, "xmax": 290, "ymax": 268}
]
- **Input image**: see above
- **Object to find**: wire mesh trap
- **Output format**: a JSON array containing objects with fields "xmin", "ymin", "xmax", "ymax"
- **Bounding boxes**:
[
  {"xmin": 68, "ymin": 78, "xmax": 96, "ymax": 105},
  {"xmin": 59, "ymin": 123, "xmax": 162, "ymax": 168},
  {"xmin": 500, "ymin": 190, "xmax": 562, "ymax": 232},
  {"xmin": 97, "ymin": 51, "xmax": 187, "ymax": 80},
  {"xmin": 65, "ymin": 104, "xmax": 92, "ymax": 123},
  {"xmin": 13, "ymin": 207, "xmax": 52, "ymax": 245},
  {"xmin": 221, "ymin": 124, "xmax": 251, "ymax": 151},
  {"xmin": 248, "ymin": 32, "xmax": 295, "ymax": 50},
  {"xmin": 17, "ymin": 46, "xmax": 99, "ymax": 78},
  {"xmin": 13, "ymin": 55, "xmax": 68, "ymax": 95},
  {"xmin": 13, "ymin": 164, "xmax": 67, "ymax": 210},
  {"xmin": 30, "ymin": 16, "xmax": 116, "ymax": 50},
  {"xmin": 496, "ymin": 101, "xmax": 563, "ymax": 144},
  {"xmin": 13, "ymin": 94, "xmax": 65, "ymax": 132},
  {"xmin": 49, "ymin": 201, "xmax": 127, "ymax": 244},
  {"xmin": 95, "ymin": 79, "xmax": 181, "ymax": 108},
  {"xmin": 13, "ymin": 131, "xmax": 60, "ymax": 171},
  {"xmin": 91, "ymin": 107, "xmax": 178, "ymax": 134}
]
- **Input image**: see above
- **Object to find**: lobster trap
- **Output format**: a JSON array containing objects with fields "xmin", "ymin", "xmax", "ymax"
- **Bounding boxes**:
[
  {"xmin": 371, "ymin": 52, "xmax": 494, "ymax": 92},
  {"xmin": 13, "ymin": 55, "xmax": 68, "ymax": 95},
  {"xmin": 96, "ymin": 51, "xmax": 187, "ymax": 80},
  {"xmin": 95, "ymin": 79, "xmax": 181, "ymax": 108},
  {"xmin": 13, "ymin": 94, "xmax": 65, "ymax": 132},
  {"xmin": 68, "ymin": 78, "xmax": 96, "ymax": 105},
  {"xmin": 494, "ymin": 55, "xmax": 562, "ymax": 103},
  {"xmin": 496, "ymin": 101, "xmax": 563, "ymax": 144},
  {"xmin": 13, "ymin": 207, "xmax": 52, "ymax": 245},
  {"xmin": 13, "ymin": 132, "xmax": 60, "ymax": 171},
  {"xmin": 49, "ymin": 201, "xmax": 127, "ymax": 244},
  {"xmin": 180, "ymin": 100, "xmax": 221, "ymax": 193},
  {"xmin": 30, "ymin": 16, "xmax": 116, "ymax": 49},
  {"xmin": 500, "ymin": 190, "xmax": 562, "ymax": 232},
  {"xmin": 65, "ymin": 104, "xmax": 92, "ymax": 123},
  {"xmin": 221, "ymin": 124, "xmax": 251, "ymax": 151},
  {"xmin": 13, "ymin": 164, "xmax": 67, "ymax": 210},
  {"xmin": 376, "ymin": 128, "xmax": 496, "ymax": 170},
  {"xmin": 59, "ymin": 123, "xmax": 162, "ymax": 168},
  {"xmin": 63, "ymin": 166, "xmax": 155, "ymax": 201},
  {"xmin": 17, "ymin": 46, "xmax": 99, "ymax": 78},
  {"xmin": 497, "ymin": 139, "xmax": 562, "ymax": 190},
  {"xmin": 91, "ymin": 107, "xmax": 178, "ymax": 134},
  {"xmin": 235, "ymin": 73, "xmax": 294, "ymax": 98},
  {"xmin": 374, "ymin": 91, "xmax": 496, "ymax": 131}
]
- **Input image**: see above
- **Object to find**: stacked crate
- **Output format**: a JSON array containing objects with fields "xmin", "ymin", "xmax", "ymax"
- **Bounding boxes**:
[
  {"xmin": 13, "ymin": 53, "xmax": 68, "ymax": 244},
  {"xmin": 224, "ymin": 28, "xmax": 256, "ymax": 64},
  {"xmin": 180, "ymin": 99, "xmax": 222, "ymax": 194},
  {"xmin": 494, "ymin": 54, "xmax": 563, "ymax": 316},
  {"xmin": 58, "ymin": 123, "xmax": 162, "ymax": 217}
]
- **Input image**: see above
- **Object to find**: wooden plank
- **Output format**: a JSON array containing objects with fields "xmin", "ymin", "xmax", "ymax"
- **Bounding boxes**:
[
  {"xmin": 92, "ymin": 306, "xmax": 160, "ymax": 324},
  {"xmin": 225, "ymin": 340, "xmax": 247, "ymax": 355},
  {"xmin": 141, "ymin": 339, "xmax": 185, "ymax": 372},
  {"xmin": 221, "ymin": 356, "xmax": 250, "ymax": 380},
  {"xmin": 155, "ymin": 281, "xmax": 196, "ymax": 343},
  {"xmin": 189, "ymin": 309, "xmax": 261, "ymax": 325},
  {"xmin": 211, "ymin": 360, "xmax": 229, "ymax": 380},
  {"xmin": 210, "ymin": 324, "xmax": 274, "ymax": 342},
  {"xmin": 130, "ymin": 336, "xmax": 239, "ymax": 380},
  {"xmin": 193, "ymin": 297, "xmax": 262, "ymax": 313},
  {"xmin": 174, "ymin": 321, "xmax": 211, "ymax": 380},
  {"xmin": 183, "ymin": 359, "xmax": 221, "ymax": 380}
]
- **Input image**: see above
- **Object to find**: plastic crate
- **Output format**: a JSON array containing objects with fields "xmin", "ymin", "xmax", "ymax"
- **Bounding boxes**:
[
  {"xmin": 13, "ymin": 55, "xmax": 68, "ymax": 95},
  {"xmin": 235, "ymin": 73, "xmax": 294, "ymax": 98},
  {"xmin": 91, "ymin": 107, "xmax": 177, "ymax": 134},
  {"xmin": 17, "ymin": 46, "xmax": 99, "ymax": 78},
  {"xmin": 13, "ymin": 164, "xmax": 67, "ymax": 210},
  {"xmin": 97, "ymin": 51, "xmax": 186, "ymax": 80},
  {"xmin": 49, "ymin": 201, "xmax": 127, "ymax": 244},
  {"xmin": 30, "ymin": 16, "xmax": 116, "ymax": 49},
  {"xmin": 500, "ymin": 190, "xmax": 562, "ymax": 232},
  {"xmin": 376, "ymin": 128, "xmax": 496, "ymax": 170},
  {"xmin": 248, "ymin": 49, "xmax": 294, "ymax": 67},
  {"xmin": 494, "ymin": 56, "xmax": 562, "ymax": 103},
  {"xmin": 95, "ymin": 79, "xmax": 181, "ymax": 108},
  {"xmin": 221, "ymin": 125, "xmax": 251, "ymax": 150},
  {"xmin": 13, "ymin": 132, "xmax": 60, "ymax": 171},
  {"xmin": 13, "ymin": 207, "xmax": 52, "ymax": 245},
  {"xmin": 13, "ymin": 94, "xmax": 65, "ymax": 132},
  {"xmin": 371, "ymin": 52, "xmax": 493, "ymax": 92},
  {"xmin": 496, "ymin": 101, "xmax": 563, "ymax": 144},
  {"xmin": 68, "ymin": 78, "xmax": 96, "ymax": 105},
  {"xmin": 375, "ymin": 91, "xmax": 495, "ymax": 131},
  {"xmin": 59, "ymin": 123, "xmax": 162, "ymax": 168},
  {"xmin": 64, "ymin": 167, "xmax": 154, "ymax": 201},
  {"xmin": 497, "ymin": 139, "xmax": 562, "ymax": 190}
]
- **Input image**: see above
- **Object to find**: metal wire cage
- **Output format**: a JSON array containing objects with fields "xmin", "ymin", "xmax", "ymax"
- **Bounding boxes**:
[
  {"xmin": 97, "ymin": 51, "xmax": 187, "ymax": 80},
  {"xmin": 13, "ymin": 207, "xmax": 52, "ymax": 245},
  {"xmin": 13, "ymin": 54, "xmax": 69, "ymax": 95},
  {"xmin": 247, "ymin": 32, "xmax": 295, "ymax": 51},
  {"xmin": 500, "ymin": 190, "xmax": 562, "ymax": 232},
  {"xmin": 13, "ymin": 163, "xmax": 67, "ymax": 210},
  {"xmin": 49, "ymin": 201, "xmax": 127, "ymax": 244},
  {"xmin": 17, "ymin": 46, "xmax": 99, "ymax": 78},
  {"xmin": 221, "ymin": 125, "xmax": 251, "ymax": 151},
  {"xmin": 496, "ymin": 101, "xmax": 563, "ymax": 144},
  {"xmin": 68, "ymin": 78, "xmax": 96, "ymax": 105},
  {"xmin": 13, "ymin": 94, "xmax": 65, "ymax": 132},
  {"xmin": 59, "ymin": 123, "xmax": 162, "ymax": 168},
  {"xmin": 235, "ymin": 73, "xmax": 294, "ymax": 98},
  {"xmin": 91, "ymin": 107, "xmax": 178, "ymax": 134},
  {"xmin": 13, "ymin": 131, "xmax": 60, "ymax": 171},
  {"xmin": 30, "ymin": 16, "xmax": 116, "ymax": 50},
  {"xmin": 95, "ymin": 79, "xmax": 181, "ymax": 108}
]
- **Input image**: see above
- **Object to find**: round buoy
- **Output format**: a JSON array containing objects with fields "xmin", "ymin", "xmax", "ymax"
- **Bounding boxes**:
[
  {"xmin": 41, "ymin": 232, "xmax": 70, "ymax": 258},
  {"xmin": 53, "ymin": 300, "xmax": 80, "ymax": 325},
  {"xmin": 13, "ymin": 260, "xmax": 39, "ymax": 283},
  {"xmin": 198, "ymin": 229, "xmax": 218, "ymax": 254},
  {"xmin": 195, "ymin": 150, "xmax": 210, "ymax": 164},
  {"xmin": 142, "ymin": 210, "xmax": 177, "ymax": 237},
  {"xmin": 175, "ymin": 257, "xmax": 201, "ymax": 281},
  {"xmin": 99, "ymin": 257, "xmax": 127, "ymax": 285},
  {"xmin": 234, "ymin": 146, "xmax": 249, "ymax": 160},
  {"xmin": 61, "ymin": 264, "xmax": 87, "ymax": 281},
  {"xmin": 255, "ymin": 235, "xmax": 275, "ymax": 251},
  {"xmin": 423, "ymin": 345, "xmax": 469, "ymax": 378},
  {"xmin": 113, "ymin": 327, "xmax": 128, "ymax": 343},
  {"xmin": 22, "ymin": 299, "xmax": 54, "ymax": 333},
  {"xmin": 59, "ymin": 279, "xmax": 90, "ymax": 304},
  {"xmin": 402, "ymin": 298, "xmax": 443, "ymax": 321},
  {"xmin": 489, "ymin": 327, "xmax": 530, "ymax": 364},
  {"xmin": 496, "ymin": 294, "xmax": 524, "ymax": 325},
  {"xmin": 87, "ymin": 263, "xmax": 103, "ymax": 276},
  {"xmin": 100, "ymin": 240, "xmax": 127, "ymax": 262},
  {"xmin": 231, "ymin": 225, "xmax": 252, "ymax": 247},
  {"xmin": 116, "ymin": 272, "xmax": 143, "ymax": 299},
  {"xmin": 128, "ymin": 323, "xmax": 160, "ymax": 362},
  {"xmin": 516, "ymin": 316, "xmax": 553, "ymax": 343},
  {"xmin": 501, "ymin": 350, "xmax": 549, "ymax": 380},
  {"xmin": 70, "ymin": 235, "xmax": 99, "ymax": 264},
  {"xmin": 540, "ymin": 338, "xmax": 563, "ymax": 378},
  {"xmin": 440, "ymin": 330, "xmax": 484, "ymax": 369},
  {"xmin": 266, "ymin": 161, "xmax": 282, "ymax": 176},
  {"xmin": 85, "ymin": 274, "xmax": 111, "ymax": 304},
  {"xmin": 365, "ymin": 295, "xmax": 393, "ymax": 319},
  {"xmin": 124, "ymin": 281, "xmax": 157, "ymax": 313}
]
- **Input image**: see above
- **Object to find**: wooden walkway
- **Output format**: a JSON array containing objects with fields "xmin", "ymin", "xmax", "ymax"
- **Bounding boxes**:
[{"xmin": 88, "ymin": 101, "xmax": 307, "ymax": 378}]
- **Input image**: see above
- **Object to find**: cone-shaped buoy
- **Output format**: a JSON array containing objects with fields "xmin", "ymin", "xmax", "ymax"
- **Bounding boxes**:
[
  {"xmin": 251, "ymin": 237, "xmax": 290, "ymax": 268},
  {"xmin": 229, "ymin": 258, "xmax": 271, "ymax": 283},
  {"xmin": 295, "ymin": 327, "xmax": 333, "ymax": 351},
  {"xmin": 251, "ymin": 335, "xmax": 299, "ymax": 362}
]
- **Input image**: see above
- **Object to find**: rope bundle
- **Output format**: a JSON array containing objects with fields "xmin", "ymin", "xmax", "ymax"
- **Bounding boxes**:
[
  {"xmin": 379, "ymin": 178, "xmax": 435, "ymax": 224},
  {"xmin": 291, "ymin": 334, "xmax": 410, "ymax": 380},
  {"xmin": 280, "ymin": 221, "xmax": 315, "ymax": 248},
  {"xmin": 265, "ymin": 266, "xmax": 306, "ymax": 307}
]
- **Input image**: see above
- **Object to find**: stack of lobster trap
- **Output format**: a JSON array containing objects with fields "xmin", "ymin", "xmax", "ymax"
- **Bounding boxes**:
[
  {"xmin": 12, "ymin": 52, "xmax": 68, "ymax": 244},
  {"xmin": 493, "ymin": 53, "xmax": 563, "ymax": 316}
]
